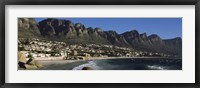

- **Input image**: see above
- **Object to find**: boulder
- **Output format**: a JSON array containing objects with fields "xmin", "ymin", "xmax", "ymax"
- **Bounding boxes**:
[
  {"xmin": 18, "ymin": 52, "xmax": 27, "ymax": 63},
  {"xmin": 82, "ymin": 67, "xmax": 93, "ymax": 70}
]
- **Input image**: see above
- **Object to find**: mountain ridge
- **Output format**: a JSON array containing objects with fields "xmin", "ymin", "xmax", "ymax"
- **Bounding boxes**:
[{"xmin": 18, "ymin": 18, "xmax": 182, "ymax": 57}]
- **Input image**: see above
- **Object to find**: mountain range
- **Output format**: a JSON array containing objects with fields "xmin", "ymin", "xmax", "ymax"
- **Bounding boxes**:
[{"xmin": 18, "ymin": 18, "xmax": 182, "ymax": 57}]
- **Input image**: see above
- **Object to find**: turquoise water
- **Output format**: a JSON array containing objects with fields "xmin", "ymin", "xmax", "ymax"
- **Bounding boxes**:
[{"xmin": 39, "ymin": 58, "xmax": 182, "ymax": 70}]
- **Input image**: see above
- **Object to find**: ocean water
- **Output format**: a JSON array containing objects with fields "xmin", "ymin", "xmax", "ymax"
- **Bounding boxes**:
[{"xmin": 39, "ymin": 58, "xmax": 182, "ymax": 70}]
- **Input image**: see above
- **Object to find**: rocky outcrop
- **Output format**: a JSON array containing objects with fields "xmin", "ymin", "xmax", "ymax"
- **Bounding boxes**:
[
  {"xmin": 18, "ymin": 18, "xmax": 41, "ymax": 38},
  {"xmin": 82, "ymin": 67, "xmax": 93, "ymax": 70},
  {"xmin": 104, "ymin": 31, "xmax": 130, "ymax": 47},
  {"xmin": 148, "ymin": 34, "xmax": 164, "ymax": 45},
  {"xmin": 18, "ymin": 52, "xmax": 43, "ymax": 69},
  {"xmin": 164, "ymin": 37, "xmax": 182, "ymax": 48}
]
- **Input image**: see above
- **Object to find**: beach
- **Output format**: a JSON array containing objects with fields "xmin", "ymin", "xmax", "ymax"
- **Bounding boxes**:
[
  {"xmin": 36, "ymin": 56, "xmax": 168, "ymax": 66},
  {"xmin": 36, "ymin": 60, "xmax": 83, "ymax": 66}
]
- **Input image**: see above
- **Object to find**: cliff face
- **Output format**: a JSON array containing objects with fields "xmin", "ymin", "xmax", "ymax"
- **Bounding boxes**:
[
  {"xmin": 18, "ymin": 18, "xmax": 182, "ymax": 56},
  {"xmin": 37, "ymin": 18, "xmax": 110, "ymax": 44},
  {"xmin": 18, "ymin": 18, "xmax": 41, "ymax": 38}
]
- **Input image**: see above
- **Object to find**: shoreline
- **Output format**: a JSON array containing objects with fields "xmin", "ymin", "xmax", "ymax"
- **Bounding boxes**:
[
  {"xmin": 36, "ymin": 60, "xmax": 85, "ymax": 66},
  {"xmin": 86, "ymin": 56, "xmax": 169, "ymax": 60},
  {"xmin": 36, "ymin": 56, "xmax": 181, "ymax": 66}
]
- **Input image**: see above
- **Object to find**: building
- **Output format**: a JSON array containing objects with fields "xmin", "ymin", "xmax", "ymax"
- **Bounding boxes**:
[{"xmin": 72, "ymin": 50, "xmax": 78, "ymax": 56}]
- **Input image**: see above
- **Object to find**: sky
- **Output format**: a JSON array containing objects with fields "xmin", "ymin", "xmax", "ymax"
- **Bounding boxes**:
[{"xmin": 35, "ymin": 18, "xmax": 182, "ymax": 39}]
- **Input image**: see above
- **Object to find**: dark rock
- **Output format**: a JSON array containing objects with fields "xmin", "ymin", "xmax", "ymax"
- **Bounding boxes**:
[
  {"xmin": 82, "ymin": 67, "xmax": 93, "ymax": 70},
  {"xmin": 18, "ymin": 62, "xmax": 26, "ymax": 69}
]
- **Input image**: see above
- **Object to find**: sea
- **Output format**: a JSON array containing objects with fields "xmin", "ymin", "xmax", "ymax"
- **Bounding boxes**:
[{"xmin": 39, "ymin": 58, "xmax": 182, "ymax": 70}]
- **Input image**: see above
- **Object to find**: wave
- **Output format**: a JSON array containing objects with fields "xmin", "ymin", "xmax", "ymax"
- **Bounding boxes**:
[
  {"xmin": 72, "ymin": 60, "xmax": 101, "ymax": 70},
  {"xmin": 147, "ymin": 65, "xmax": 168, "ymax": 70}
]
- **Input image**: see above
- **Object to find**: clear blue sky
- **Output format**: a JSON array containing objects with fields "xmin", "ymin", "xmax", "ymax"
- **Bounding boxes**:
[{"xmin": 35, "ymin": 18, "xmax": 182, "ymax": 39}]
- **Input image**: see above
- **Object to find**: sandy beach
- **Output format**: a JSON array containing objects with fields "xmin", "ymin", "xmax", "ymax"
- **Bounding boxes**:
[
  {"xmin": 36, "ymin": 60, "xmax": 84, "ymax": 66},
  {"xmin": 36, "ymin": 56, "xmax": 167, "ymax": 66}
]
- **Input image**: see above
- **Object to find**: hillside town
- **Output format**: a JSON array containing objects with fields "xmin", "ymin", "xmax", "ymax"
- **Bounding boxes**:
[{"xmin": 18, "ymin": 38, "xmax": 172, "ymax": 61}]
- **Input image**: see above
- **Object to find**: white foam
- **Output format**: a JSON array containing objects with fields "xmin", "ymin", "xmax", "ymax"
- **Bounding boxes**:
[
  {"xmin": 72, "ymin": 60, "xmax": 101, "ymax": 70},
  {"xmin": 147, "ymin": 65, "xmax": 167, "ymax": 70}
]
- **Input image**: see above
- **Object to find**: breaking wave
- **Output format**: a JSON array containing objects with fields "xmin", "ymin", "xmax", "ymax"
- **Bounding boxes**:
[
  {"xmin": 147, "ymin": 65, "xmax": 168, "ymax": 70},
  {"xmin": 72, "ymin": 60, "xmax": 101, "ymax": 70}
]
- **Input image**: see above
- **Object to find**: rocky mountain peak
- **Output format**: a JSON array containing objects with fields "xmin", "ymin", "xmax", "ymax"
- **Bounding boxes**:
[
  {"xmin": 94, "ymin": 27, "xmax": 103, "ymax": 32},
  {"xmin": 173, "ymin": 37, "xmax": 182, "ymax": 41},
  {"xmin": 107, "ymin": 30, "xmax": 117, "ymax": 34},
  {"xmin": 122, "ymin": 30, "xmax": 140, "ymax": 39},
  {"xmin": 18, "ymin": 18, "xmax": 41, "ymax": 38},
  {"xmin": 75, "ymin": 23, "xmax": 84, "ymax": 29},
  {"xmin": 140, "ymin": 33, "xmax": 148, "ymax": 39},
  {"xmin": 148, "ymin": 34, "xmax": 161, "ymax": 39},
  {"xmin": 164, "ymin": 37, "xmax": 182, "ymax": 48},
  {"xmin": 130, "ymin": 30, "xmax": 139, "ymax": 34}
]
